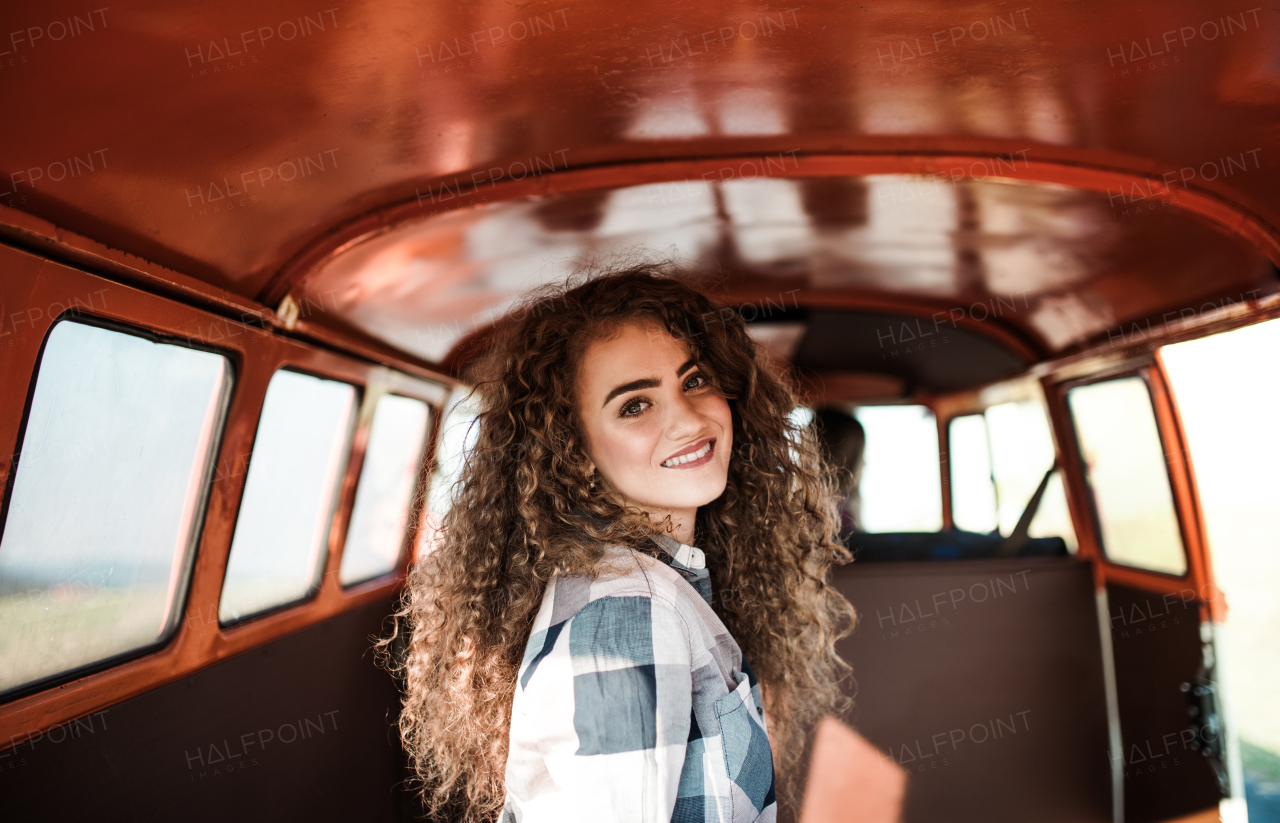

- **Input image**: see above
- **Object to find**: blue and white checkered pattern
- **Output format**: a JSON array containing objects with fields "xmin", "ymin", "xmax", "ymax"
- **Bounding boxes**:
[{"xmin": 503, "ymin": 535, "xmax": 777, "ymax": 823}]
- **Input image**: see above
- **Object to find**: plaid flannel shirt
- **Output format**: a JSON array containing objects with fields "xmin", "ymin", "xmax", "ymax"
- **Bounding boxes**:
[{"xmin": 502, "ymin": 533, "xmax": 777, "ymax": 823}]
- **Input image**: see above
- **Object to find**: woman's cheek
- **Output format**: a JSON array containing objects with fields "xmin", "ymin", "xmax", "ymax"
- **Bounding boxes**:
[
  {"xmin": 610, "ymin": 424, "xmax": 659, "ymax": 477},
  {"xmin": 704, "ymin": 396, "xmax": 733, "ymax": 448}
]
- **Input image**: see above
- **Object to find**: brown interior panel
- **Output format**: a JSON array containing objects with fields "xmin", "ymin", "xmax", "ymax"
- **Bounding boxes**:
[
  {"xmin": 831, "ymin": 557, "xmax": 1111, "ymax": 822},
  {"xmin": 1106, "ymin": 582, "xmax": 1222, "ymax": 822},
  {"xmin": 0, "ymin": 598, "xmax": 422, "ymax": 822}
]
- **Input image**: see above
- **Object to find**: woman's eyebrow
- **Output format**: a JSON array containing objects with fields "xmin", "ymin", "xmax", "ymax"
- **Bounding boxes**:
[
  {"xmin": 603, "ymin": 377, "xmax": 658, "ymax": 407},
  {"xmin": 600, "ymin": 360, "xmax": 698, "ymax": 408}
]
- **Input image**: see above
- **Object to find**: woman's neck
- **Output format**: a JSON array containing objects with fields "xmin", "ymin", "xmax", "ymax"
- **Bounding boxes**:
[{"xmin": 653, "ymin": 507, "xmax": 697, "ymax": 544}]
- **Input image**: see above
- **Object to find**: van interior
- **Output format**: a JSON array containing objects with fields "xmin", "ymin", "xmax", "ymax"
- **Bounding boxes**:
[{"xmin": 2, "ymin": 2, "xmax": 1278, "ymax": 821}]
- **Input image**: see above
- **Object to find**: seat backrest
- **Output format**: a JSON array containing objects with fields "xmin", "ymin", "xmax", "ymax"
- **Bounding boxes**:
[
  {"xmin": 830, "ymin": 556, "xmax": 1111, "ymax": 823},
  {"xmin": 846, "ymin": 531, "xmax": 1068, "ymax": 562}
]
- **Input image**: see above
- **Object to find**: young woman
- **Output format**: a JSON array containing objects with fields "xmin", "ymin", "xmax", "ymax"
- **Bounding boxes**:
[{"xmin": 391, "ymin": 266, "xmax": 855, "ymax": 822}]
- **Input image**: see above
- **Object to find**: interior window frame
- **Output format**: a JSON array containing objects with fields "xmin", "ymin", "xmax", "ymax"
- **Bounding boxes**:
[
  {"xmin": 0, "ymin": 313, "xmax": 237, "ymax": 702},
  {"xmin": 216, "ymin": 365, "xmax": 363, "ymax": 626},
  {"xmin": 1060, "ymin": 367, "xmax": 1194, "ymax": 581},
  {"xmin": 337, "ymin": 389, "xmax": 436, "ymax": 590}
]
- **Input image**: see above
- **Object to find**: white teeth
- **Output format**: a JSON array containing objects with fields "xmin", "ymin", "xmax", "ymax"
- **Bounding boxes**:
[{"xmin": 662, "ymin": 441, "xmax": 712, "ymax": 468}]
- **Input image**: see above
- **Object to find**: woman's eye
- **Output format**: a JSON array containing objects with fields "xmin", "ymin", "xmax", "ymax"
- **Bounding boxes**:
[
  {"xmin": 619, "ymin": 398, "xmax": 650, "ymax": 418},
  {"xmin": 684, "ymin": 373, "xmax": 709, "ymax": 391}
]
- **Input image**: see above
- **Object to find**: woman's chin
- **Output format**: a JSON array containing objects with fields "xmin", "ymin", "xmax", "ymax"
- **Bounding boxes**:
[{"xmin": 645, "ymin": 474, "xmax": 730, "ymax": 512}]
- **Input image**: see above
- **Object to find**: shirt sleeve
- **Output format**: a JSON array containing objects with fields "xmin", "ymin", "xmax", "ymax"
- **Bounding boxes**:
[{"xmin": 516, "ymin": 594, "xmax": 694, "ymax": 823}]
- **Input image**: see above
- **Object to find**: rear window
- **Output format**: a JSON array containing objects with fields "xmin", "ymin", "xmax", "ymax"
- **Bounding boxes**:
[
  {"xmin": 0, "ymin": 320, "xmax": 232, "ymax": 694},
  {"xmin": 1068, "ymin": 376, "xmax": 1186, "ymax": 576},
  {"xmin": 219, "ymin": 370, "xmax": 357, "ymax": 623},
  {"xmin": 854, "ymin": 405, "xmax": 942, "ymax": 532}
]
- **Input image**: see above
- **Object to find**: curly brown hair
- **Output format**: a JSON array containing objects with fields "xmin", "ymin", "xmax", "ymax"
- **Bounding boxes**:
[{"xmin": 385, "ymin": 264, "xmax": 855, "ymax": 821}]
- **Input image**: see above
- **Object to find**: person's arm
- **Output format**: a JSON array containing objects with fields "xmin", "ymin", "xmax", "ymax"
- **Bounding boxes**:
[{"xmin": 515, "ymin": 594, "xmax": 694, "ymax": 823}]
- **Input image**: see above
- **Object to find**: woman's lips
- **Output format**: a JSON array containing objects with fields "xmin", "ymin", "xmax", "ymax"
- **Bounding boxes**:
[{"xmin": 661, "ymin": 438, "xmax": 715, "ymax": 469}]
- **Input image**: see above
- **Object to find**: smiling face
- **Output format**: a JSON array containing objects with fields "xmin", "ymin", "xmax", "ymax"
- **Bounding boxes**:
[{"xmin": 575, "ymin": 320, "xmax": 733, "ymax": 544}]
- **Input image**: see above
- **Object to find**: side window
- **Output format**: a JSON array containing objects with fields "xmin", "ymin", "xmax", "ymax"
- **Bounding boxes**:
[
  {"xmin": 0, "ymin": 320, "xmax": 231, "ymax": 694},
  {"xmin": 1068, "ymin": 376, "xmax": 1186, "ymax": 576},
  {"xmin": 949, "ymin": 400, "xmax": 1077, "ymax": 550},
  {"xmin": 219, "ymin": 370, "xmax": 357, "ymax": 623},
  {"xmin": 420, "ymin": 388, "xmax": 481, "ymax": 552},
  {"xmin": 339, "ymin": 394, "xmax": 431, "ymax": 586},
  {"xmin": 854, "ymin": 405, "xmax": 942, "ymax": 532}
]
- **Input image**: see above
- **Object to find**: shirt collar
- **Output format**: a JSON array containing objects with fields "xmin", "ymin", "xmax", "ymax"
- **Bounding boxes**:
[
  {"xmin": 649, "ymin": 533, "xmax": 712, "ymax": 606},
  {"xmin": 650, "ymin": 533, "xmax": 705, "ymax": 570}
]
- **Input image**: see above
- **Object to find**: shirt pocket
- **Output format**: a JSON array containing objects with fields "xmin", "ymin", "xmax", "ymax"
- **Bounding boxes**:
[{"xmin": 713, "ymin": 674, "xmax": 776, "ymax": 821}]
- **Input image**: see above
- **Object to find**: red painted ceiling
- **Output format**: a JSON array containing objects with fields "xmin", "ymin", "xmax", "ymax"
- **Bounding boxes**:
[{"xmin": 3, "ymin": 1, "xmax": 1278, "ymax": 368}]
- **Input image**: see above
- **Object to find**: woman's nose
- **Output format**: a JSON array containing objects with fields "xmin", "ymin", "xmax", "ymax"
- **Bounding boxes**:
[{"xmin": 664, "ymin": 391, "xmax": 706, "ymax": 439}]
